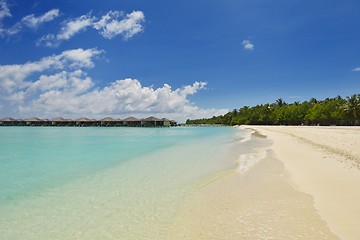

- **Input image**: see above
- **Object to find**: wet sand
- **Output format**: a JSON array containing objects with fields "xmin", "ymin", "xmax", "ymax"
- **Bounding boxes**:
[
  {"xmin": 250, "ymin": 126, "xmax": 360, "ymax": 240},
  {"xmin": 169, "ymin": 128, "xmax": 345, "ymax": 239}
]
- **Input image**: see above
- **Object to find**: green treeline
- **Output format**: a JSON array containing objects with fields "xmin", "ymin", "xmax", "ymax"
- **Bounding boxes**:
[{"xmin": 186, "ymin": 94, "xmax": 360, "ymax": 126}]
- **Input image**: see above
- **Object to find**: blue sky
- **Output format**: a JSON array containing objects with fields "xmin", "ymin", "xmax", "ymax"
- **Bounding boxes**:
[{"xmin": 1, "ymin": 0, "xmax": 360, "ymax": 121}]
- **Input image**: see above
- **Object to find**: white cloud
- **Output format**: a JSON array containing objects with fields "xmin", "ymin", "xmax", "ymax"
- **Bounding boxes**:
[
  {"xmin": 57, "ymin": 14, "xmax": 95, "ymax": 40},
  {"xmin": 37, "ymin": 14, "xmax": 94, "ymax": 47},
  {"xmin": 0, "ymin": 3, "xmax": 144, "ymax": 45},
  {"xmin": 0, "ymin": 48, "xmax": 103, "ymax": 94},
  {"xmin": 94, "ymin": 11, "xmax": 145, "ymax": 39},
  {"xmin": 21, "ymin": 9, "xmax": 60, "ymax": 28},
  {"xmin": 0, "ymin": 49, "xmax": 227, "ymax": 122},
  {"xmin": 36, "ymin": 34, "xmax": 57, "ymax": 47},
  {"xmin": 59, "ymin": 48, "xmax": 103, "ymax": 68},
  {"xmin": 38, "ymin": 10, "xmax": 145, "ymax": 47},
  {"xmin": 242, "ymin": 40, "xmax": 254, "ymax": 51},
  {"xmin": 0, "ymin": 0, "xmax": 10, "ymax": 21},
  {"xmin": 0, "ymin": 2, "xmax": 59, "ymax": 37},
  {"xmin": 352, "ymin": 67, "xmax": 360, "ymax": 72},
  {"xmin": 26, "ymin": 71, "xmax": 69, "ymax": 95},
  {"xmin": 21, "ymin": 79, "xmax": 201, "ymax": 116},
  {"xmin": 0, "ymin": 0, "xmax": 11, "ymax": 35},
  {"xmin": 19, "ymin": 78, "xmax": 227, "ymax": 122}
]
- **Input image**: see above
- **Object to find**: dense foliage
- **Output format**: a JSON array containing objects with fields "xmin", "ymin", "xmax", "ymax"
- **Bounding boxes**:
[{"xmin": 186, "ymin": 94, "xmax": 360, "ymax": 126}]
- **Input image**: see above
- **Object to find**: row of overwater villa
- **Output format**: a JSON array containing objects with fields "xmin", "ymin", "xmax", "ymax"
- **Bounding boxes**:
[{"xmin": 0, "ymin": 116, "xmax": 177, "ymax": 127}]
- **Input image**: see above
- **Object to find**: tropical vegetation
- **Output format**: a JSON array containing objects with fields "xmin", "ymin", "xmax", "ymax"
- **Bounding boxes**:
[{"xmin": 186, "ymin": 94, "xmax": 360, "ymax": 126}]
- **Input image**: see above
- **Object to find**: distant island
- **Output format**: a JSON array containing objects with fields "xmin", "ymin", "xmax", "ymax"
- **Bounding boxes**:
[
  {"xmin": 0, "ymin": 116, "xmax": 177, "ymax": 127},
  {"xmin": 186, "ymin": 94, "xmax": 360, "ymax": 126}
]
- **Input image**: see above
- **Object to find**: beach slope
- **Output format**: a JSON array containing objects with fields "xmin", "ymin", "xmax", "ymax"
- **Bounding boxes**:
[{"xmin": 250, "ymin": 126, "xmax": 360, "ymax": 240}]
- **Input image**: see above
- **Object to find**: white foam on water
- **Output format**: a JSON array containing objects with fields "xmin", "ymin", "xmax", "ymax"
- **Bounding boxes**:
[
  {"xmin": 236, "ymin": 153, "xmax": 259, "ymax": 173},
  {"xmin": 233, "ymin": 126, "xmax": 254, "ymax": 143},
  {"xmin": 236, "ymin": 149, "xmax": 267, "ymax": 174}
]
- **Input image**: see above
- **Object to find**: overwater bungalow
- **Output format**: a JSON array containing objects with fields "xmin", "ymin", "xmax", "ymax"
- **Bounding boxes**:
[
  {"xmin": 0, "ymin": 116, "xmax": 177, "ymax": 127},
  {"xmin": 24, "ymin": 117, "xmax": 46, "ymax": 126},
  {"xmin": 161, "ymin": 118, "xmax": 173, "ymax": 127},
  {"xmin": 51, "ymin": 117, "xmax": 74, "ymax": 126},
  {"xmin": 75, "ymin": 117, "xmax": 97, "ymax": 127},
  {"xmin": 123, "ymin": 117, "xmax": 141, "ymax": 127},
  {"xmin": 141, "ymin": 116, "xmax": 163, "ymax": 127},
  {"xmin": 100, "ymin": 117, "xmax": 121, "ymax": 127},
  {"xmin": 0, "ymin": 117, "xmax": 17, "ymax": 126}
]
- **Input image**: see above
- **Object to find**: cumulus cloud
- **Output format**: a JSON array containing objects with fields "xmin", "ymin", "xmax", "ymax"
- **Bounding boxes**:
[
  {"xmin": 21, "ymin": 78, "xmax": 209, "ymax": 118},
  {"xmin": 0, "ymin": 48, "xmax": 103, "ymax": 94},
  {"xmin": 94, "ymin": 11, "xmax": 145, "ymax": 39},
  {"xmin": 0, "ymin": 1, "xmax": 144, "ymax": 45},
  {"xmin": 352, "ymin": 67, "xmax": 360, "ymax": 72},
  {"xmin": 0, "ymin": 2, "xmax": 59, "ymax": 37},
  {"xmin": 242, "ymin": 40, "xmax": 254, "ymax": 51},
  {"xmin": 0, "ymin": 49, "xmax": 227, "ymax": 121},
  {"xmin": 38, "ymin": 10, "xmax": 145, "ymax": 47}
]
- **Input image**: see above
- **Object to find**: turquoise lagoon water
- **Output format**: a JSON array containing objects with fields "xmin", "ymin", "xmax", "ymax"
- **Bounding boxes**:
[{"xmin": 0, "ymin": 126, "xmax": 253, "ymax": 239}]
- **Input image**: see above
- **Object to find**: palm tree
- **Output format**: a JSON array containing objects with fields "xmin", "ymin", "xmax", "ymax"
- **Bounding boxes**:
[
  {"xmin": 276, "ymin": 98, "xmax": 286, "ymax": 107},
  {"xmin": 342, "ymin": 94, "xmax": 360, "ymax": 120},
  {"xmin": 309, "ymin": 97, "xmax": 318, "ymax": 105}
]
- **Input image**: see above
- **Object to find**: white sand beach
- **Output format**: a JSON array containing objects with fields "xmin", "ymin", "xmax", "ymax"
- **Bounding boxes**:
[
  {"xmin": 249, "ymin": 126, "xmax": 360, "ymax": 240},
  {"xmin": 169, "ymin": 126, "xmax": 360, "ymax": 240}
]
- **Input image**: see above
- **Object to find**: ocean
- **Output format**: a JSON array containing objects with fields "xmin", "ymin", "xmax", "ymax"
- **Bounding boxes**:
[{"xmin": 0, "ymin": 126, "xmax": 253, "ymax": 239}]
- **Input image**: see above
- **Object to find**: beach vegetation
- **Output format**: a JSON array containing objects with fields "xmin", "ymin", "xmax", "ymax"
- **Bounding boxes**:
[
  {"xmin": 186, "ymin": 94, "xmax": 360, "ymax": 126},
  {"xmin": 342, "ymin": 94, "xmax": 360, "ymax": 122}
]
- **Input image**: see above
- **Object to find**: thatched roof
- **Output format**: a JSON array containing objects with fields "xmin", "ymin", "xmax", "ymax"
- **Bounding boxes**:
[
  {"xmin": 0, "ymin": 117, "xmax": 17, "ymax": 121},
  {"xmin": 100, "ymin": 117, "xmax": 117, "ymax": 121},
  {"xmin": 0, "ymin": 116, "xmax": 176, "ymax": 126},
  {"xmin": 51, "ymin": 117, "xmax": 69, "ymax": 122},
  {"xmin": 143, "ymin": 116, "xmax": 162, "ymax": 121},
  {"xmin": 24, "ymin": 117, "xmax": 43, "ymax": 122},
  {"xmin": 123, "ymin": 117, "xmax": 140, "ymax": 122},
  {"xmin": 75, "ymin": 117, "xmax": 92, "ymax": 122}
]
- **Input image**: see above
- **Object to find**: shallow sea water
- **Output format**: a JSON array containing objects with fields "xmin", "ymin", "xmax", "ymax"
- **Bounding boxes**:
[
  {"xmin": 0, "ymin": 126, "xmax": 338, "ymax": 239},
  {"xmin": 0, "ymin": 126, "xmax": 246, "ymax": 239}
]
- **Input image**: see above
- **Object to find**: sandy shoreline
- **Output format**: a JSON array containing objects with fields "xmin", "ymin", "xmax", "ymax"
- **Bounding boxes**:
[
  {"xmin": 248, "ymin": 126, "xmax": 360, "ymax": 240},
  {"xmin": 2, "ymin": 126, "xmax": 358, "ymax": 239},
  {"xmin": 169, "ymin": 126, "xmax": 360, "ymax": 239}
]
